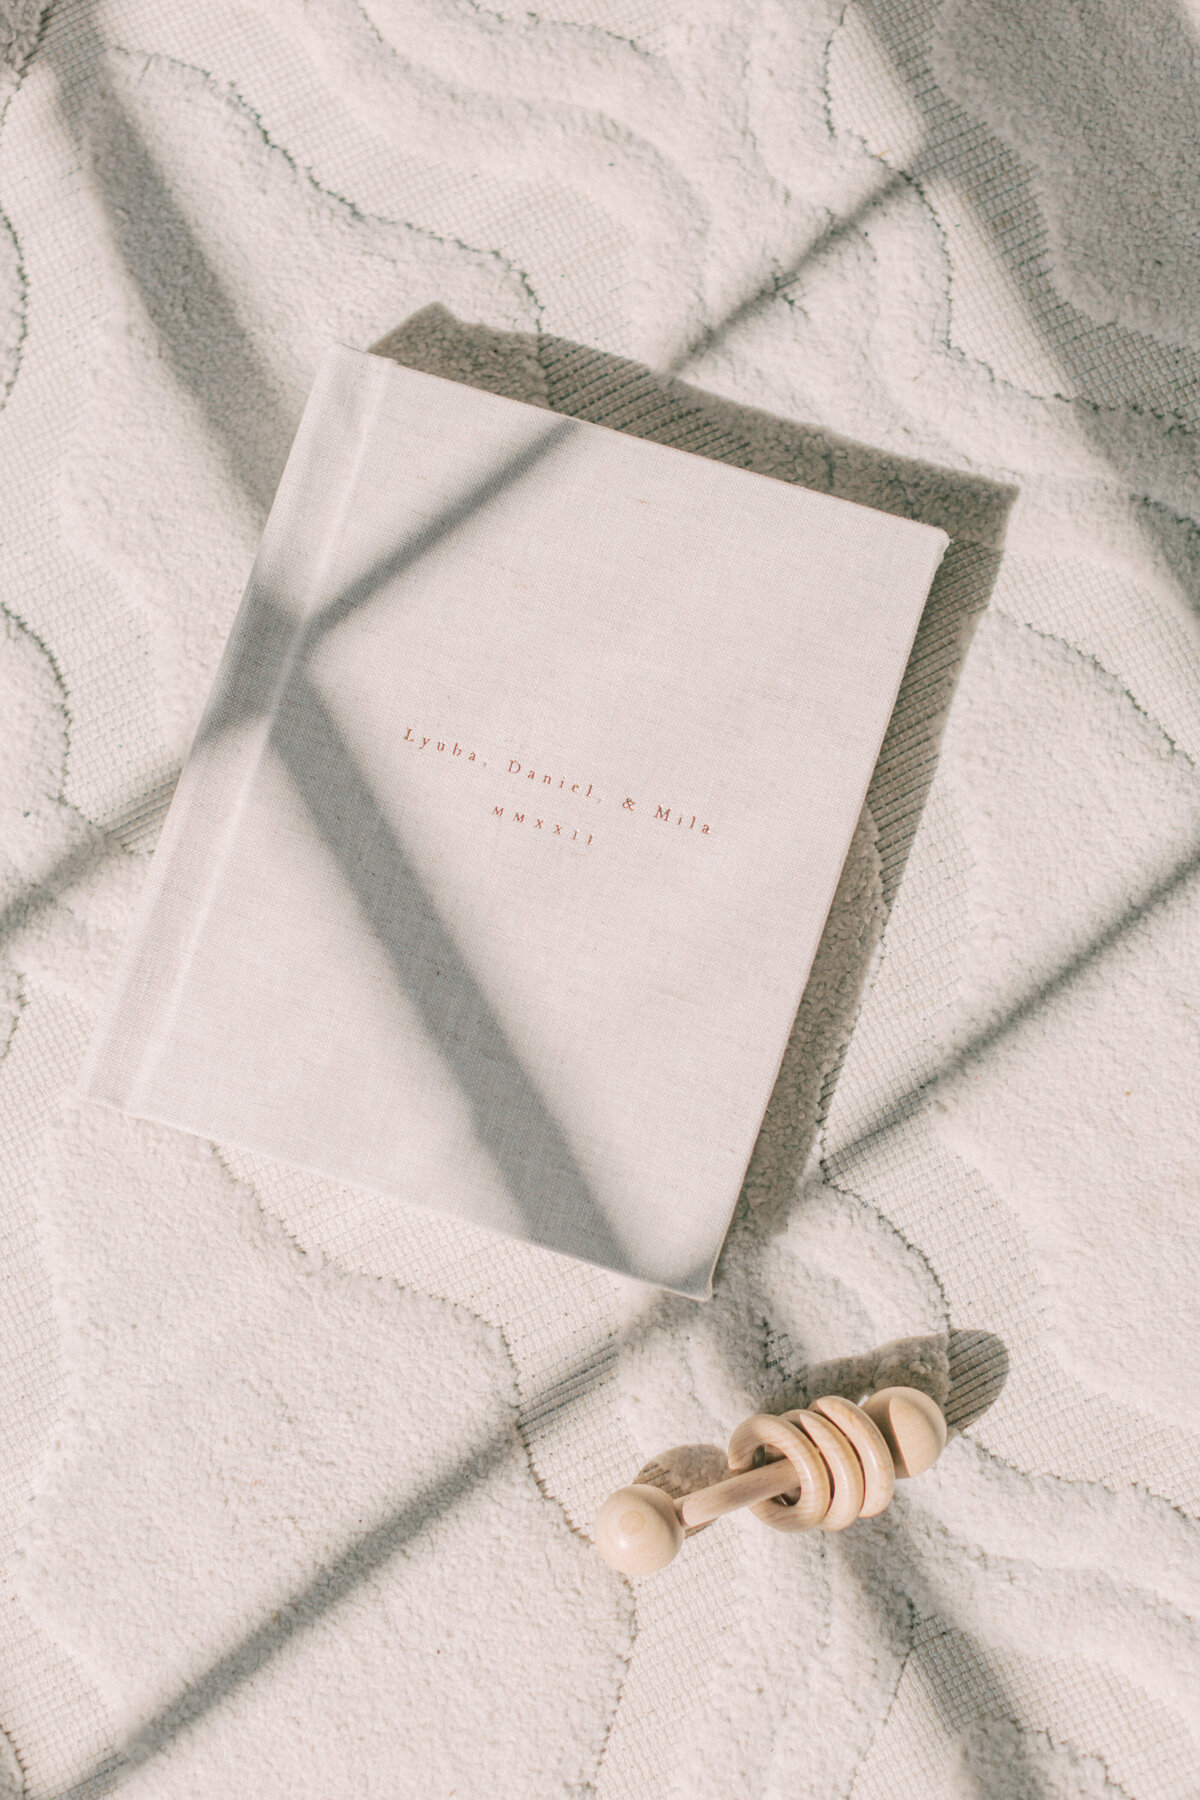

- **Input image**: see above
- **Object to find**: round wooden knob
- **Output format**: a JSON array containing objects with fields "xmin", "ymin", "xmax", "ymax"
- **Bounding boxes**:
[
  {"xmin": 861, "ymin": 1386, "xmax": 947, "ymax": 1478},
  {"xmin": 593, "ymin": 1483, "xmax": 684, "ymax": 1574}
]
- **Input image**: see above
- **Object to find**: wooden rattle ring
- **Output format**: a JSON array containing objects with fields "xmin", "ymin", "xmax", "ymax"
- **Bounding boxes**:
[
  {"xmin": 727, "ymin": 1412, "xmax": 831, "ymax": 1531},
  {"xmin": 781, "ymin": 1409, "xmax": 865, "ymax": 1531},
  {"xmin": 810, "ymin": 1394, "xmax": 895, "ymax": 1518}
]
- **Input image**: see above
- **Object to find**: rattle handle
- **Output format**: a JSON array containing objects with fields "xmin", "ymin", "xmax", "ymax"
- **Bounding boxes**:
[{"xmin": 679, "ymin": 1457, "xmax": 797, "ymax": 1528}]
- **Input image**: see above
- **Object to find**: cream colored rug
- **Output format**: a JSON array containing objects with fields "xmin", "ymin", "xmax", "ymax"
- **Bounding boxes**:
[{"xmin": 1, "ymin": 1, "xmax": 1198, "ymax": 1795}]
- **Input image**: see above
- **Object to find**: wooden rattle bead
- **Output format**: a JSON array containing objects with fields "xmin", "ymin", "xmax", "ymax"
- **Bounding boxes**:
[
  {"xmin": 781, "ymin": 1408, "xmax": 865, "ymax": 1531},
  {"xmin": 727, "ymin": 1412, "xmax": 831, "ymax": 1531},
  {"xmin": 593, "ymin": 1483, "xmax": 684, "ymax": 1574},
  {"xmin": 810, "ymin": 1394, "xmax": 895, "ymax": 1518},
  {"xmin": 861, "ymin": 1386, "xmax": 947, "ymax": 1479}
]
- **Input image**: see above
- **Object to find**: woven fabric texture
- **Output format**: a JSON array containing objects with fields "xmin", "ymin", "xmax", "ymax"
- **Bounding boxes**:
[{"xmin": 1, "ymin": 1, "xmax": 1198, "ymax": 1795}]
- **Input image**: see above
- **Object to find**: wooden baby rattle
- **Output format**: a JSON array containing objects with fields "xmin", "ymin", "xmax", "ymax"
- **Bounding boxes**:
[{"xmin": 593, "ymin": 1387, "xmax": 947, "ymax": 1575}]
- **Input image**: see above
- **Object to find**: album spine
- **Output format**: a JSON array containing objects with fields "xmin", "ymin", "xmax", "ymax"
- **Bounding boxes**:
[{"xmin": 79, "ymin": 346, "xmax": 384, "ymax": 1110}]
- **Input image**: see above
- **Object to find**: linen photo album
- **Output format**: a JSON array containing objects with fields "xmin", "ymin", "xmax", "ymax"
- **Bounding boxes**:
[{"xmin": 81, "ymin": 345, "xmax": 948, "ymax": 1297}]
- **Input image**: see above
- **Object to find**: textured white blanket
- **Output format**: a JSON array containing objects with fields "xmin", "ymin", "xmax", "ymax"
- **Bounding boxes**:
[{"xmin": 1, "ymin": 2, "xmax": 1199, "ymax": 1796}]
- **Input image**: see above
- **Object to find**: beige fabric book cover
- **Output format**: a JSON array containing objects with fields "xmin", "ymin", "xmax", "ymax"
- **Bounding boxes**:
[{"xmin": 81, "ymin": 346, "xmax": 948, "ymax": 1297}]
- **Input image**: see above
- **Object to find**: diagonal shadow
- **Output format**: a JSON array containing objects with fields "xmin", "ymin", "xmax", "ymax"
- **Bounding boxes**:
[
  {"xmin": 759, "ymin": 1336, "xmax": 1032, "ymax": 1800},
  {"xmin": 808, "ymin": 9, "xmax": 1200, "ymax": 1792},
  {"xmin": 32, "ymin": 1333, "xmax": 620, "ymax": 1800},
  {"xmin": 6, "ymin": 42, "xmax": 1001, "ymax": 1304},
  {"xmin": 853, "ymin": 0, "xmax": 1200, "ymax": 434},
  {"xmin": 10, "ymin": 0, "xmax": 1172, "ymax": 1438},
  {"xmin": 371, "ymin": 306, "xmax": 1014, "ymax": 1209},
  {"xmin": 838, "ymin": 1519, "xmax": 1050, "ymax": 1800},
  {"xmin": 10, "ymin": 764, "xmax": 1197, "ymax": 1218},
  {"xmin": 45, "ymin": 4, "xmax": 978, "ymax": 1273},
  {"xmin": 12, "ymin": 4, "xmax": 1178, "ymax": 1792},
  {"xmin": 0, "ymin": 774, "xmax": 178, "ymax": 960},
  {"xmin": 34, "ymin": 1325, "xmax": 1009, "ymax": 1800},
  {"xmin": 827, "ymin": 833, "xmax": 1200, "ymax": 1178},
  {"xmin": 46, "ymin": 1, "xmax": 637, "ymax": 1260},
  {"xmin": 46, "ymin": 4, "xmax": 923, "ymax": 1278},
  {"xmin": 192, "ymin": 415, "xmax": 576, "ymax": 751},
  {"xmin": 271, "ymin": 665, "xmax": 628, "ymax": 1269},
  {"xmin": 54, "ymin": 8, "xmax": 295, "ymax": 512}
]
